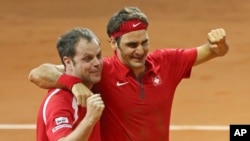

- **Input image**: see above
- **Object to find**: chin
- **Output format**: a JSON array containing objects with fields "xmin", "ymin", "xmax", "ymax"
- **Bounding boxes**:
[
  {"xmin": 92, "ymin": 77, "xmax": 101, "ymax": 83},
  {"xmin": 131, "ymin": 61, "xmax": 145, "ymax": 68}
]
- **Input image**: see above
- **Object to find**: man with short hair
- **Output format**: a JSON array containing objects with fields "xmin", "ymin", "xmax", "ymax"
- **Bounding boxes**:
[{"xmin": 36, "ymin": 27, "xmax": 104, "ymax": 141}]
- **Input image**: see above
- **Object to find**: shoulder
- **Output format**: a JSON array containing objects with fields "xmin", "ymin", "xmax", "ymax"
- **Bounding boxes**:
[
  {"xmin": 148, "ymin": 48, "xmax": 196, "ymax": 58},
  {"xmin": 45, "ymin": 89, "xmax": 74, "ymax": 107}
]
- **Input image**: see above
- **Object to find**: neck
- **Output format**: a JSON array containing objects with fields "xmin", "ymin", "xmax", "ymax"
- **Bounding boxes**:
[
  {"xmin": 132, "ymin": 67, "xmax": 145, "ymax": 80},
  {"xmin": 85, "ymin": 83, "xmax": 93, "ymax": 89}
]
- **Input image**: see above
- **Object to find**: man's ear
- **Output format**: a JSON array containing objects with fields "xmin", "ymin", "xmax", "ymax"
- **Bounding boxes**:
[
  {"xmin": 110, "ymin": 37, "xmax": 118, "ymax": 50},
  {"xmin": 63, "ymin": 56, "xmax": 73, "ymax": 71}
]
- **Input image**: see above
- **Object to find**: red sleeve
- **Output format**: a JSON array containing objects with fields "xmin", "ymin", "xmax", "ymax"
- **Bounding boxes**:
[
  {"xmin": 44, "ymin": 90, "xmax": 76, "ymax": 140},
  {"xmin": 57, "ymin": 74, "xmax": 82, "ymax": 90},
  {"xmin": 149, "ymin": 48, "xmax": 197, "ymax": 79}
]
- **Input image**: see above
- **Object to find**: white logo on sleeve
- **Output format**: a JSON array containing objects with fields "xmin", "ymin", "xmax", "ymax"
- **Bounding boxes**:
[
  {"xmin": 55, "ymin": 117, "xmax": 69, "ymax": 125},
  {"xmin": 116, "ymin": 81, "xmax": 129, "ymax": 86},
  {"xmin": 132, "ymin": 22, "xmax": 141, "ymax": 27}
]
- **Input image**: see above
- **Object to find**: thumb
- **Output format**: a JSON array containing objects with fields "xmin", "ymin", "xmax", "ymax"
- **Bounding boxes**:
[{"xmin": 210, "ymin": 44, "xmax": 220, "ymax": 55}]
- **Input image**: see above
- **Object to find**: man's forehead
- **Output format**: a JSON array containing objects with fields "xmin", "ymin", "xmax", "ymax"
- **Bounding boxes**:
[{"xmin": 121, "ymin": 30, "xmax": 149, "ymax": 42}]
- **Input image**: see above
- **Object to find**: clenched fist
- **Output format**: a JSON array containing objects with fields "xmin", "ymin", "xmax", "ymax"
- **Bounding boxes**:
[
  {"xmin": 208, "ymin": 28, "xmax": 229, "ymax": 56},
  {"xmin": 85, "ymin": 94, "xmax": 105, "ymax": 122}
]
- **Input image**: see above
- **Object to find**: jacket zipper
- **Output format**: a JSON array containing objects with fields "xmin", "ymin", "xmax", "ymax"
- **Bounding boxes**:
[{"xmin": 139, "ymin": 78, "xmax": 145, "ymax": 99}]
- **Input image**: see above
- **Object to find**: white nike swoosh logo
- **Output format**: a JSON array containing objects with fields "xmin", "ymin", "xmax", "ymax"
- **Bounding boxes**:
[
  {"xmin": 116, "ymin": 81, "xmax": 129, "ymax": 86},
  {"xmin": 132, "ymin": 22, "xmax": 141, "ymax": 27}
]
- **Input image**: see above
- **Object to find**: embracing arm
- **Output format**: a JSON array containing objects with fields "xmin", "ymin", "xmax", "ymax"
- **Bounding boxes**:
[
  {"xmin": 194, "ymin": 28, "xmax": 229, "ymax": 66},
  {"xmin": 28, "ymin": 63, "xmax": 93, "ymax": 106},
  {"xmin": 28, "ymin": 63, "xmax": 65, "ymax": 89}
]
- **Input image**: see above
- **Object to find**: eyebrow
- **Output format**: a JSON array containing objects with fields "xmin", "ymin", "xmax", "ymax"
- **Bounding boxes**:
[
  {"xmin": 81, "ymin": 48, "xmax": 102, "ymax": 57},
  {"xmin": 125, "ymin": 39, "xmax": 148, "ymax": 45}
]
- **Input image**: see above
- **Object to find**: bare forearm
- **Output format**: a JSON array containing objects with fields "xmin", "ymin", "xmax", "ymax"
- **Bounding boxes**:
[
  {"xmin": 194, "ymin": 43, "xmax": 217, "ymax": 66},
  {"xmin": 28, "ymin": 63, "xmax": 64, "ymax": 89},
  {"xmin": 58, "ymin": 117, "xmax": 96, "ymax": 141},
  {"xmin": 58, "ymin": 94, "xmax": 104, "ymax": 141}
]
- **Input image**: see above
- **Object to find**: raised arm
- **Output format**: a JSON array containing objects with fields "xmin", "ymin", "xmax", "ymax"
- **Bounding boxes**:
[{"xmin": 194, "ymin": 28, "xmax": 229, "ymax": 66}]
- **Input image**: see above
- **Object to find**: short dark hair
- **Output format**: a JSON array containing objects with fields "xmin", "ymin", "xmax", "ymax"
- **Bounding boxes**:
[{"xmin": 56, "ymin": 27, "xmax": 100, "ymax": 66}]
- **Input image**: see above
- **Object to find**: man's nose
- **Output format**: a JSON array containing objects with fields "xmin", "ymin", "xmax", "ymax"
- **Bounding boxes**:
[
  {"xmin": 93, "ymin": 57, "xmax": 102, "ymax": 66},
  {"xmin": 135, "ymin": 45, "xmax": 145, "ymax": 55}
]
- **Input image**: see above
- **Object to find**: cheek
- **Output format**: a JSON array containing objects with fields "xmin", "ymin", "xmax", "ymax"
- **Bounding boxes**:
[
  {"xmin": 79, "ymin": 63, "xmax": 91, "ymax": 71},
  {"xmin": 74, "ymin": 63, "xmax": 89, "ymax": 73},
  {"xmin": 123, "ymin": 48, "xmax": 135, "ymax": 56}
]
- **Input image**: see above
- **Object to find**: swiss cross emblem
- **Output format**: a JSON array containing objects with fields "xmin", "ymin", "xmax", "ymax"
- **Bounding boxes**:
[{"xmin": 152, "ymin": 75, "xmax": 162, "ymax": 86}]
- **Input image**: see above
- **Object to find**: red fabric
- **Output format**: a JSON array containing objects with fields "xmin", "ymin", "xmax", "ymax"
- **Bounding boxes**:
[
  {"xmin": 111, "ymin": 19, "xmax": 148, "ymax": 38},
  {"xmin": 36, "ymin": 89, "xmax": 101, "ymax": 141},
  {"xmin": 57, "ymin": 74, "xmax": 82, "ymax": 90},
  {"xmin": 93, "ymin": 48, "xmax": 197, "ymax": 141}
]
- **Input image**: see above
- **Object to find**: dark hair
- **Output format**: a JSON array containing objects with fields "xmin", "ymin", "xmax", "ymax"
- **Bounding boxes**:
[
  {"xmin": 106, "ymin": 6, "xmax": 149, "ymax": 43},
  {"xmin": 56, "ymin": 27, "xmax": 100, "ymax": 66}
]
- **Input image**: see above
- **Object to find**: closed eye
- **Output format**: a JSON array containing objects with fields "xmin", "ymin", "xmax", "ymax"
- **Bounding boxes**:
[
  {"xmin": 141, "ymin": 39, "xmax": 149, "ymax": 47},
  {"xmin": 126, "ymin": 42, "xmax": 138, "ymax": 48},
  {"xmin": 125, "ymin": 39, "xmax": 148, "ymax": 48}
]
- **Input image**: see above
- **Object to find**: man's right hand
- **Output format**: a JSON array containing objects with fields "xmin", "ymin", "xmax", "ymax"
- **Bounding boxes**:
[
  {"xmin": 85, "ymin": 94, "xmax": 105, "ymax": 122},
  {"xmin": 72, "ymin": 83, "xmax": 93, "ymax": 107}
]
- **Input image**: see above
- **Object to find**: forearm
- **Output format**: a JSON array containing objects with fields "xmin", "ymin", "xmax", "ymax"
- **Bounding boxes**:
[
  {"xmin": 28, "ymin": 63, "xmax": 64, "ymax": 89},
  {"xmin": 194, "ymin": 43, "xmax": 218, "ymax": 66},
  {"xmin": 59, "ymin": 94, "xmax": 104, "ymax": 141},
  {"xmin": 58, "ymin": 117, "xmax": 97, "ymax": 141}
]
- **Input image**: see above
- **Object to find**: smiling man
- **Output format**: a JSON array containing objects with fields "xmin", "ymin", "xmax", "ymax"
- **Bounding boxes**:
[{"xmin": 35, "ymin": 27, "xmax": 104, "ymax": 141}]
